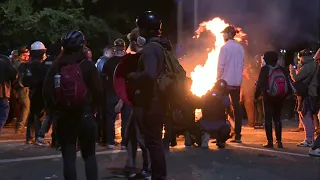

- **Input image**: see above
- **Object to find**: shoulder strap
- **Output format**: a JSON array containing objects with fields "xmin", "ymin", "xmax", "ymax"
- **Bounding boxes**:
[{"xmin": 149, "ymin": 42, "xmax": 175, "ymax": 73}]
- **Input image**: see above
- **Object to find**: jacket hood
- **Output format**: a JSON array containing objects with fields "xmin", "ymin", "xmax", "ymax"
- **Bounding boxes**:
[
  {"xmin": 301, "ymin": 56, "xmax": 314, "ymax": 64},
  {"xmin": 54, "ymin": 51, "xmax": 87, "ymax": 66},
  {"xmin": 149, "ymin": 37, "xmax": 172, "ymax": 51}
]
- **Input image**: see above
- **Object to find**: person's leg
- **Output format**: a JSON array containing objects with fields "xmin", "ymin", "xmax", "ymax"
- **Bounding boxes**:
[
  {"xmin": 273, "ymin": 100, "xmax": 283, "ymax": 148},
  {"xmin": 79, "ymin": 112, "xmax": 98, "ymax": 180},
  {"xmin": 229, "ymin": 89, "xmax": 242, "ymax": 141},
  {"xmin": 263, "ymin": 99, "xmax": 274, "ymax": 148},
  {"xmin": 300, "ymin": 111, "xmax": 315, "ymax": 142},
  {"xmin": 26, "ymin": 111, "xmax": 34, "ymax": 143},
  {"xmin": 106, "ymin": 97, "xmax": 118, "ymax": 147},
  {"xmin": 0, "ymin": 98, "xmax": 10, "ymax": 134},
  {"xmin": 143, "ymin": 102, "xmax": 166, "ymax": 180},
  {"xmin": 243, "ymin": 93, "xmax": 255, "ymax": 127},
  {"xmin": 120, "ymin": 104, "xmax": 132, "ymax": 147},
  {"xmin": 17, "ymin": 88, "xmax": 30, "ymax": 132}
]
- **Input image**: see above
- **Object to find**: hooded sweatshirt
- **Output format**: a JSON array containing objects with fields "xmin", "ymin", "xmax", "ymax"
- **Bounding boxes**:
[
  {"xmin": 290, "ymin": 56, "xmax": 318, "ymax": 97},
  {"xmin": 42, "ymin": 51, "xmax": 103, "ymax": 111}
]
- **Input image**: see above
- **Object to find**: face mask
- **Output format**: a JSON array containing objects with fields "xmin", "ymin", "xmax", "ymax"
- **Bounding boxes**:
[{"xmin": 137, "ymin": 36, "xmax": 146, "ymax": 47}]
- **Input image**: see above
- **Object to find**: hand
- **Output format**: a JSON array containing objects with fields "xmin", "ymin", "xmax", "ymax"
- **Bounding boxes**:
[
  {"xmin": 127, "ymin": 72, "xmax": 137, "ymax": 80},
  {"xmin": 115, "ymin": 100, "xmax": 124, "ymax": 113}
]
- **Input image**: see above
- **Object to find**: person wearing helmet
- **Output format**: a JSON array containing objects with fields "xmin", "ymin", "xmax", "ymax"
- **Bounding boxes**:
[
  {"xmin": 42, "ymin": 30, "xmax": 102, "ymax": 180},
  {"xmin": 197, "ymin": 79, "xmax": 231, "ymax": 148},
  {"xmin": 127, "ymin": 11, "xmax": 167, "ymax": 180},
  {"xmin": 101, "ymin": 38, "xmax": 131, "ymax": 150},
  {"xmin": 290, "ymin": 48, "xmax": 318, "ymax": 148},
  {"xmin": 23, "ymin": 41, "xmax": 49, "ymax": 144},
  {"xmin": 217, "ymin": 25, "xmax": 245, "ymax": 143},
  {"xmin": 113, "ymin": 38, "xmax": 126, "ymax": 56}
]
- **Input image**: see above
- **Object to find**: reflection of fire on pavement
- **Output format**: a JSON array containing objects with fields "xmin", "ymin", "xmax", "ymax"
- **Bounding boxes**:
[{"xmin": 190, "ymin": 17, "xmax": 247, "ymax": 97}]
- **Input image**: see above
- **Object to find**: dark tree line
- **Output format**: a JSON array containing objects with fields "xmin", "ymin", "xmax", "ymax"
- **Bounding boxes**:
[{"xmin": 0, "ymin": 0, "xmax": 176, "ymax": 58}]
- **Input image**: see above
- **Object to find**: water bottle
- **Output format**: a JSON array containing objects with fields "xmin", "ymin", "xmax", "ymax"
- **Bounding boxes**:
[{"xmin": 54, "ymin": 74, "xmax": 61, "ymax": 89}]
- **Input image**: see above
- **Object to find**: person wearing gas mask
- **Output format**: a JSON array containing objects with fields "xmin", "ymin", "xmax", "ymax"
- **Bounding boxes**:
[
  {"xmin": 114, "ymin": 28, "xmax": 151, "ymax": 179},
  {"xmin": 24, "ymin": 41, "xmax": 48, "ymax": 144},
  {"xmin": 217, "ymin": 26, "xmax": 245, "ymax": 143},
  {"xmin": 102, "ymin": 38, "xmax": 131, "ymax": 149},
  {"xmin": 43, "ymin": 30, "xmax": 102, "ymax": 180},
  {"xmin": 0, "ymin": 55, "xmax": 17, "ymax": 133},
  {"xmin": 126, "ymin": 10, "xmax": 174, "ymax": 180},
  {"xmin": 13, "ymin": 46, "xmax": 31, "ymax": 134},
  {"xmin": 290, "ymin": 49, "xmax": 318, "ymax": 147}
]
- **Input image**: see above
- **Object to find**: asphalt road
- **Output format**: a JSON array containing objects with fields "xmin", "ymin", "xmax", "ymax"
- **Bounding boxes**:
[{"xmin": 0, "ymin": 123, "xmax": 319, "ymax": 180}]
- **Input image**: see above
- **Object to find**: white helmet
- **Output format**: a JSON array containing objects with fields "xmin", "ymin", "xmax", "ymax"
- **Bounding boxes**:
[{"xmin": 31, "ymin": 41, "xmax": 46, "ymax": 50}]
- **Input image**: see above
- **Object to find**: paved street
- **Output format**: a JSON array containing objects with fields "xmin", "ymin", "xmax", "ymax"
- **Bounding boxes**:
[{"xmin": 0, "ymin": 121, "xmax": 319, "ymax": 180}]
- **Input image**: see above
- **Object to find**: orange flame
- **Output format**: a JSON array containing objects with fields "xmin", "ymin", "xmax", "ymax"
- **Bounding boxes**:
[{"xmin": 190, "ymin": 18, "xmax": 247, "ymax": 97}]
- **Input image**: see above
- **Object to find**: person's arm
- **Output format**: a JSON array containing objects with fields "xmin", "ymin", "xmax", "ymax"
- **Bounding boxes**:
[
  {"xmin": 290, "ymin": 65, "xmax": 309, "ymax": 82},
  {"xmin": 254, "ymin": 66, "xmax": 268, "ymax": 99},
  {"xmin": 131, "ymin": 44, "xmax": 159, "ymax": 81},
  {"xmin": 217, "ymin": 46, "xmax": 227, "ymax": 80},
  {"xmin": 42, "ymin": 67, "xmax": 56, "ymax": 109},
  {"xmin": 87, "ymin": 61, "xmax": 103, "ymax": 112},
  {"xmin": 8, "ymin": 62, "xmax": 17, "ymax": 82}
]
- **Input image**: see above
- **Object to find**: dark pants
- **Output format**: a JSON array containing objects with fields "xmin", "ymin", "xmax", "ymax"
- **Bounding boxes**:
[
  {"xmin": 125, "ymin": 107, "xmax": 150, "ymax": 171},
  {"xmin": 106, "ymin": 95, "xmax": 131, "ymax": 145},
  {"xmin": 57, "ymin": 110, "xmax": 98, "ymax": 180},
  {"xmin": 17, "ymin": 88, "xmax": 30, "ymax": 129},
  {"xmin": 313, "ymin": 134, "xmax": 320, "ymax": 149},
  {"xmin": 264, "ymin": 97, "xmax": 283, "ymax": 142},
  {"xmin": 26, "ymin": 111, "xmax": 42, "ymax": 141},
  {"xmin": 228, "ymin": 88, "xmax": 242, "ymax": 140},
  {"xmin": 0, "ymin": 98, "xmax": 9, "ymax": 133},
  {"xmin": 98, "ymin": 90, "xmax": 107, "ymax": 144},
  {"xmin": 143, "ymin": 101, "xmax": 167, "ymax": 180},
  {"xmin": 163, "ymin": 114, "xmax": 176, "ymax": 150}
]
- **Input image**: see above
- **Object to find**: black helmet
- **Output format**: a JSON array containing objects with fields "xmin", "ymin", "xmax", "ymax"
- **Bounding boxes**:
[
  {"xmin": 114, "ymin": 38, "xmax": 126, "ymax": 48},
  {"xmin": 61, "ymin": 30, "xmax": 85, "ymax": 50},
  {"xmin": 136, "ymin": 11, "xmax": 162, "ymax": 33},
  {"xmin": 214, "ymin": 79, "xmax": 228, "ymax": 94},
  {"xmin": 298, "ymin": 48, "xmax": 315, "ymax": 57}
]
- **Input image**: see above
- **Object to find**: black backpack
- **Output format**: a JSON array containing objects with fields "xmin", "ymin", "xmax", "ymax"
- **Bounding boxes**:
[{"xmin": 102, "ymin": 56, "xmax": 121, "ymax": 93}]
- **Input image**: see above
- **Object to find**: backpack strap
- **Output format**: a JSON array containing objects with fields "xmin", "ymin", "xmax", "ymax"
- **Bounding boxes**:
[{"xmin": 149, "ymin": 42, "xmax": 175, "ymax": 73}]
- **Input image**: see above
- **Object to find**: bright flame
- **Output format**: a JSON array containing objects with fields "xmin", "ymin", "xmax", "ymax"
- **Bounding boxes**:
[{"xmin": 190, "ymin": 18, "xmax": 247, "ymax": 97}]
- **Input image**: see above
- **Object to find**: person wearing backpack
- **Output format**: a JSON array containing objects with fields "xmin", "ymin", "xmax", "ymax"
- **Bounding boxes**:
[
  {"xmin": 255, "ymin": 51, "xmax": 291, "ymax": 148},
  {"xmin": 42, "ymin": 30, "xmax": 103, "ymax": 180},
  {"xmin": 126, "ymin": 11, "xmax": 168, "ymax": 180},
  {"xmin": 290, "ymin": 49, "xmax": 318, "ymax": 147},
  {"xmin": 14, "ymin": 46, "xmax": 31, "ymax": 134},
  {"xmin": 102, "ymin": 38, "xmax": 132, "ymax": 149}
]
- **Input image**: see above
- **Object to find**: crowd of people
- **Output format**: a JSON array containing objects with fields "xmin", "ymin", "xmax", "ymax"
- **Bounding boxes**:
[{"xmin": 0, "ymin": 10, "xmax": 320, "ymax": 180}]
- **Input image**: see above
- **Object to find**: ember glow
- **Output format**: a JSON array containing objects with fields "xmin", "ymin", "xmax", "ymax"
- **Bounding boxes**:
[{"xmin": 190, "ymin": 18, "xmax": 247, "ymax": 97}]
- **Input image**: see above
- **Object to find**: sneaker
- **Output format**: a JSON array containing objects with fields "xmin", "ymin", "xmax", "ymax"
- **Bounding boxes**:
[
  {"xmin": 114, "ymin": 168, "xmax": 136, "ymax": 178},
  {"xmin": 309, "ymin": 148, "xmax": 320, "ymax": 157},
  {"xmin": 262, "ymin": 142, "xmax": 274, "ymax": 148},
  {"xmin": 276, "ymin": 141, "xmax": 283, "ymax": 148},
  {"xmin": 297, "ymin": 140, "xmax": 313, "ymax": 147},
  {"xmin": 35, "ymin": 137, "xmax": 49, "ymax": 147},
  {"xmin": 201, "ymin": 133, "xmax": 210, "ymax": 148},
  {"xmin": 230, "ymin": 139, "xmax": 242, "ymax": 143},
  {"xmin": 140, "ymin": 170, "xmax": 151, "ymax": 179}
]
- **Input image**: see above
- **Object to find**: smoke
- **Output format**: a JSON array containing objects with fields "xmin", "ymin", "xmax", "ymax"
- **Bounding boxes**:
[{"xmin": 178, "ymin": 0, "xmax": 319, "ymax": 75}]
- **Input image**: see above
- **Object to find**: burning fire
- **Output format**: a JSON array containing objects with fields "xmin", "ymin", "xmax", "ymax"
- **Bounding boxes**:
[{"xmin": 190, "ymin": 18, "xmax": 247, "ymax": 97}]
